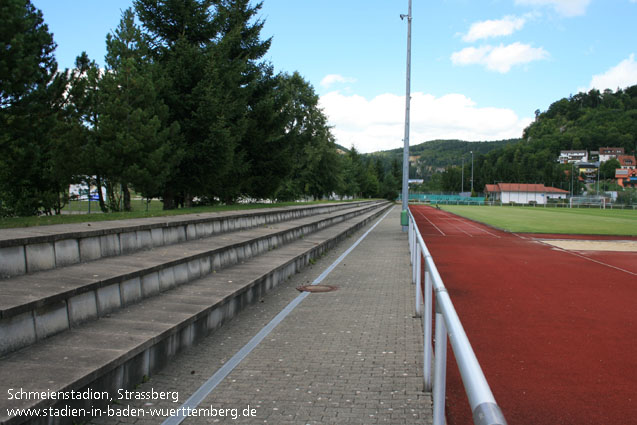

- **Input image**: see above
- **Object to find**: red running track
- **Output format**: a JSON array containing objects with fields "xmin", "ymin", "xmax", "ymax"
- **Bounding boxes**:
[{"xmin": 410, "ymin": 205, "xmax": 637, "ymax": 425}]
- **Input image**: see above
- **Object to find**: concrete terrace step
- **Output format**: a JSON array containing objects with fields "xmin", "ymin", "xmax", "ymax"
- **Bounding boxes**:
[
  {"xmin": 0, "ymin": 201, "xmax": 380, "ymax": 279},
  {"xmin": 0, "ymin": 202, "xmax": 392, "ymax": 425},
  {"xmin": 0, "ymin": 201, "xmax": 389, "ymax": 356}
]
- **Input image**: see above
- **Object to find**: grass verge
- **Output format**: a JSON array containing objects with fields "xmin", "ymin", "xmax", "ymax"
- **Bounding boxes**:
[
  {"xmin": 0, "ymin": 199, "xmax": 372, "ymax": 229},
  {"xmin": 440, "ymin": 204, "xmax": 637, "ymax": 236}
]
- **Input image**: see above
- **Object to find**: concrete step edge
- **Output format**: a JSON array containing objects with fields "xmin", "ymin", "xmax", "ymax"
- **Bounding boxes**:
[
  {"xmin": 0, "ymin": 203, "xmax": 392, "ymax": 425},
  {"xmin": 0, "ymin": 202, "xmax": 390, "ymax": 356},
  {"xmin": 0, "ymin": 201, "xmax": 384, "ymax": 279}
]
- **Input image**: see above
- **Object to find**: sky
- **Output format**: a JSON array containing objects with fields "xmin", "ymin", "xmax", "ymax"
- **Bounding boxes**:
[{"xmin": 33, "ymin": 0, "xmax": 637, "ymax": 153}]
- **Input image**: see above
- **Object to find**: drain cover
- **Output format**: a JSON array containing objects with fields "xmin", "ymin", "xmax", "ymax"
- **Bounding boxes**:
[{"xmin": 296, "ymin": 285, "xmax": 338, "ymax": 293}]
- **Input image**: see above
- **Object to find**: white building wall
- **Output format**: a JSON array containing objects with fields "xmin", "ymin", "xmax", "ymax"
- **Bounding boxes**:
[
  {"xmin": 501, "ymin": 191, "xmax": 546, "ymax": 205},
  {"xmin": 559, "ymin": 151, "xmax": 588, "ymax": 164}
]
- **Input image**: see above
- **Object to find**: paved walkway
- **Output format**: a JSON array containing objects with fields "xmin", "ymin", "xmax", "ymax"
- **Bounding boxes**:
[{"xmin": 91, "ymin": 207, "xmax": 432, "ymax": 425}]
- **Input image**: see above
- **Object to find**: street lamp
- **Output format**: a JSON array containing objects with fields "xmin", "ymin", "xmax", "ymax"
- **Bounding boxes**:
[
  {"xmin": 461, "ymin": 156, "xmax": 465, "ymax": 194},
  {"xmin": 470, "ymin": 151, "xmax": 474, "ymax": 194},
  {"xmin": 571, "ymin": 162, "xmax": 574, "ymax": 198},
  {"xmin": 400, "ymin": 0, "xmax": 412, "ymax": 231},
  {"xmin": 597, "ymin": 161, "xmax": 600, "ymax": 194}
]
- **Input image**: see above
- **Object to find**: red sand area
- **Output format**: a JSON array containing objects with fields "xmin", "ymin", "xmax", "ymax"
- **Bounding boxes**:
[{"xmin": 410, "ymin": 205, "xmax": 637, "ymax": 425}]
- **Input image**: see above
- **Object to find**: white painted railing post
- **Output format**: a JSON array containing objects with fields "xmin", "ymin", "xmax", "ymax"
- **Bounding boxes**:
[
  {"xmin": 409, "ymin": 219, "xmax": 413, "ymax": 260},
  {"xmin": 411, "ymin": 231, "xmax": 417, "ymax": 284},
  {"xmin": 415, "ymin": 245, "xmax": 423, "ymax": 316},
  {"xmin": 433, "ymin": 298, "xmax": 448, "ymax": 425},
  {"xmin": 423, "ymin": 262, "xmax": 433, "ymax": 392}
]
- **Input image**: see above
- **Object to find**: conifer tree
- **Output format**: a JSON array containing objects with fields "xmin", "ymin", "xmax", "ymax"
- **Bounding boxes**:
[
  {"xmin": 134, "ymin": 0, "xmax": 219, "ymax": 208},
  {"xmin": 97, "ymin": 8, "xmax": 180, "ymax": 211},
  {"xmin": 0, "ymin": 0, "xmax": 65, "ymax": 215},
  {"xmin": 274, "ymin": 72, "xmax": 341, "ymax": 200},
  {"xmin": 63, "ymin": 52, "xmax": 109, "ymax": 212},
  {"xmin": 210, "ymin": 0, "xmax": 274, "ymax": 202}
]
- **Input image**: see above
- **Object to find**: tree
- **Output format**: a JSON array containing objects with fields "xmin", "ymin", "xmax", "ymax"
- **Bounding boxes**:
[
  {"xmin": 342, "ymin": 147, "xmax": 365, "ymax": 198},
  {"xmin": 204, "ymin": 0, "xmax": 273, "ymax": 203},
  {"xmin": 441, "ymin": 166, "xmax": 461, "ymax": 192},
  {"xmin": 301, "ymin": 133, "xmax": 342, "ymax": 200},
  {"xmin": 63, "ymin": 53, "xmax": 109, "ymax": 212},
  {"xmin": 97, "ymin": 8, "xmax": 181, "ymax": 211},
  {"xmin": 134, "ymin": 0, "xmax": 219, "ymax": 208},
  {"xmin": 133, "ymin": 0, "xmax": 275, "ymax": 207},
  {"xmin": 600, "ymin": 158, "xmax": 620, "ymax": 180},
  {"xmin": 0, "ymin": 0, "xmax": 56, "ymax": 108},
  {"xmin": 379, "ymin": 171, "xmax": 399, "ymax": 201},
  {"xmin": 339, "ymin": 150, "xmax": 361, "ymax": 199},
  {"xmin": 0, "ymin": 0, "xmax": 67, "ymax": 215},
  {"xmin": 273, "ymin": 73, "xmax": 342, "ymax": 201},
  {"xmin": 361, "ymin": 161, "xmax": 380, "ymax": 198},
  {"xmin": 242, "ymin": 70, "xmax": 292, "ymax": 200}
]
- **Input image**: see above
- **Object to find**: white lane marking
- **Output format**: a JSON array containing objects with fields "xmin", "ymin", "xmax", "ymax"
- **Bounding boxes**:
[
  {"xmin": 457, "ymin": 219, "xmax": 500, "ymax": 238},
  {"xmin": 416, "ymin": 210, "xmax": 446, "ymax": 236}
]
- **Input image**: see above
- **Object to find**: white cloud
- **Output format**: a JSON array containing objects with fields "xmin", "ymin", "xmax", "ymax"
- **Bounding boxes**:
[
  {"xmin": 515, "ymin": 0, "xmax": 591, "ymax": 17},
  {"xmin": 320, "ymin": 74, "xmax": 357, "ymax": 89},
  {"xmin": 451, "ymin": 42, "xmax": 549, "ymax": 73},
  {"xmin": 463, "ymin": 16, "xmax": 526, "ymax": 42},
  {"xmin": 582, "ymin": 54, "xmax": 637, "ymax": 91},
  {"xmin": 319, "ymin": 91, "xmax": 533, "ymax": 153}
]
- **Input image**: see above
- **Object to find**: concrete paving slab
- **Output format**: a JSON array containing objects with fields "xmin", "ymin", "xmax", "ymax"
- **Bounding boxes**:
[
  {"xmin": 1, "ymin": 343, "xmax": 127, "ymax": 371},
  {"xmin": 82, "ymin": 207, "xmax": 433, "ymax": 425},
  {"xmin": 46, "ymin": 328, "xmax": 150, "ymax": 351},
  {"xmin": 87, "ymin": 316, "xmax": 176, "ymax": 337}
]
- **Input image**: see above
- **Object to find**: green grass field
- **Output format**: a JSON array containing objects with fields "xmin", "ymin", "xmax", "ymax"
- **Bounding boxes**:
[
  {"xmin": 440, "ymin": 205, "xmax": 637, "ymax": 236},
  {"xmin": 0, "ymin": 199, "xmax": 369, "ymax": 229}
]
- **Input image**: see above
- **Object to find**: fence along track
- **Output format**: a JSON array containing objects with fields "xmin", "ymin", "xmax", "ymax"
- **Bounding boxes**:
[{"xmin": 408, "ymin": 208, "xmax": 507, "ymax": 425}]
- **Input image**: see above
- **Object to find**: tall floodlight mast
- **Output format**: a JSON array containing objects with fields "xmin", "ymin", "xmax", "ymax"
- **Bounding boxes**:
[{"xmin": 400, "ymin": 0, "xmax": 412, "ymax": 231}]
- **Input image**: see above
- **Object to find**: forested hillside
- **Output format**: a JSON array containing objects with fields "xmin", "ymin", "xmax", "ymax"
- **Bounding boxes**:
[
  {"xmin": 366, "ymin": 139, "xmax": 518, "ymax": 192},
  {"xmin": 524, "ymin": 86, "xmax": 637, "ymax": 153},
  {"xmin": 372, "ymin": 139, "xmax": 518, "ymax": 170},
  {"xmin": 439, "ymin": 86, "xmax": 637, "ymax": 193}
]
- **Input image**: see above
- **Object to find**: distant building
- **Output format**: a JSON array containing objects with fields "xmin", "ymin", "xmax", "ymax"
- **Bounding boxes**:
[
  {"xmin": 617, "ymin": 155, "xmax": 636, "ymax": 169},
  {"xmin": 615, "ymin": 168, "xmax": 637, "ymax": 188},
  {"xmin": 484, "ymin": 183, "xmax": 569, "ymax": 205},
  {"xmin": 558, "ymin": 150, "xmax": 588, "ymax": 164},
  {"xmin": 577, "ymin": 162, "xmax": 599, "ymax": 183},
  {"xmin": 599, "ymin": 147, "xmax": 625, "ymax": 162}
]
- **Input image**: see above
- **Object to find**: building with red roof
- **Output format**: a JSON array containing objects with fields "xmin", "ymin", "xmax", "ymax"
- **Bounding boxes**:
[
  {"xmin": 615, "ymin": 168, "xmax": 637, "ymax": 188},
  {"xmin": 599, "ymin": 147, "xmax": 624, "ymax": 162},
  {"xmin": 617, "ymin": 155, "xmax": 636, "ymax": 169},
  {"xmin": 484, "ymin": 183, "xmax": 569, "ymax": 205}
]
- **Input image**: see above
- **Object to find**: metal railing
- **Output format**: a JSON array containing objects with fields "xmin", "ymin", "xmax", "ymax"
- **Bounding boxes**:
[{"xmin": 408, "ymin": 209, "xmax": 507, "ymax": 425}]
